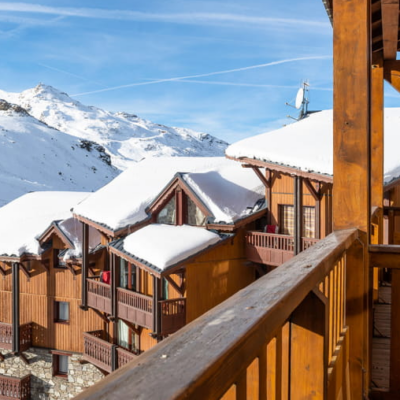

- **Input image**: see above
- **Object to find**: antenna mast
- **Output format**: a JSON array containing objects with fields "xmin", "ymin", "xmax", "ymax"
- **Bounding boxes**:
[{"xmin": 285, "ymin": 81, "xmax": 310, "ymax": 121}]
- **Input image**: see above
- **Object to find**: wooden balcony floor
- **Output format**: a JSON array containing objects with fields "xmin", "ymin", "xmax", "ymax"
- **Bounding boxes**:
[{"xmin": 371, "ymin": 285, "xmax": 391, "ymax": 392}]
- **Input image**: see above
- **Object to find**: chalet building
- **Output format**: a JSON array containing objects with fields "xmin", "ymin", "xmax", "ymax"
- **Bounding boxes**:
[
  {"xmin": 0, "ymin": 191, "xmax": 108, "ymax": 399},
  {"xmin": 71, "ymin": 157, "xmax": 267, "ymax": 375},
  {"xmin": 225, "ymin": 108, "xmax": 400, "ymax": 269},
  {"xmin": 74, "ymin": 0, "xmax": 400, "ymax": 399}
]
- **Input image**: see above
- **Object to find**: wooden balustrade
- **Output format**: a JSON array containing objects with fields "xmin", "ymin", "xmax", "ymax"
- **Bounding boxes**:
[
  {"xmin": 117, "ymin": 288, "xmax": 153, "ymax": 330},
  {"xmin": 116, "ymin": 347, "xmax": 137, "ymax": 369},
  {"xmin": 0, "ymin": 374, "xmax": 30, "ymax": 400},
  {"xmin": 302, "ymin": 237, "xmax": 319, "ymax": 251},
  {"xmin": 0, "ymin": 322, "xmax": 31, "ymax": 352},
  {"xmin": 87, "ymin": 278, "xmax": 112, "ymax": 314},
  {"xmin": 83, "ymin": 331, "xmax": 115, "ymax": 374},
  {"xmin": 160, "ymin": 298, "xmax": 186, "ymax": 335},
  {"xmin": 74, "ymin": 229, "xmax": 360, "ymax": 400},
  {"xmin": 245, "ymin": 231, "xmax": 295, "ymax": 266}
]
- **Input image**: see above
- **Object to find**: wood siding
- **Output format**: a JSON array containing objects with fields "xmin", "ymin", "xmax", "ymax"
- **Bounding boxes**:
[{"xmin": 185, "ymin": 229, "xmax": 255, "ymax": 323}]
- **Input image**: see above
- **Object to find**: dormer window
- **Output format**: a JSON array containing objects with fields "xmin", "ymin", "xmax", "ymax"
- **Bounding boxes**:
[
  {"xmin": 157, "ymin": 197, "xmax": 176, "ymax": 224},
  {"xmin": 155, "ymin": 190, "xmax": 206, "ymax": 226}
]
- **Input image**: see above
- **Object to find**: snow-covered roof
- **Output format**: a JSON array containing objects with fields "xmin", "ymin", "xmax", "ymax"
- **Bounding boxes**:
[
  {"xmin": 111, "ymin": 224, "xmax": 223, "ymax": 272},
  {"xmin": 226, "ymin": 108, "xmax": 400, "ymax": 184},
  {"xmin": 0, "ymin": 191, "xmax": 91, "ymax": 257},
  {"xmin": 73, "ymin": 157, "xmax": 264, "ymax": 231}
]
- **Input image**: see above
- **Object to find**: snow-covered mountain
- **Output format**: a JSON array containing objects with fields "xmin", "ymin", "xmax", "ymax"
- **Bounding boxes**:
[
  {"xmin": 0, "ymin": 84, "xmax": 228, "ymax": 207},
  {"xmin": 0, "ymin": 84, "xmax": 228, "ymax": 170},
  {"xmin": 0, "ymin": 99, "xmax": 119, "ymax": 206}
]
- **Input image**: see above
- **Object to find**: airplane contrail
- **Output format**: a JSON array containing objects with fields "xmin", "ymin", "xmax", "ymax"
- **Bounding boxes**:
[{"xmin": 71, "ymin": 55, "xmax": 332, "ymax": 97}]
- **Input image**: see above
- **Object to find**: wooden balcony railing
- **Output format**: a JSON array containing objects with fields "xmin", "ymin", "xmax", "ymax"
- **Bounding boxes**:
[
  {"xmin": 83, "ymin": 331, "xmax": 116, "ymax": 374},
  {"xmin": 245, "ymin": 231, "xmax": 295, "ymax": 266},
  {"xmin": 117, "ymin": 288, "xmax": 153, "ymax": 330},
  {"xmin": 302, "ymin": 237, "xmax": 319, "ymax": 251},
  {"xmin": 160, "ymin": 298, "xmax": 186, "ymax": 336},
  {"xmin": 0, "ymin": 374, "xmax": 31, "ymax": 400},
  {"xmin": 87, "ymin": 278, "xmax": 112, "ymax": 314},
  {"xmin": 116, "ymin": 347, "xmax": 138, "ymax": 369},
  {"xmin": 74, "ymin": 229, "xmax": 361, "ymax": 400},
  {"xmin": 0, "ymin": 323, "xmax": 32, "ymax": 352}
]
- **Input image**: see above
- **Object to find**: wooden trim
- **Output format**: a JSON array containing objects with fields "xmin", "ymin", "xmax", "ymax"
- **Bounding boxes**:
[
  {"xmin": 165, "ymin": 275, "xmax": 185, "ymax": 297},
  {"xmin": 12, "ymin": 263, "xmax": 20, "ymax": 354},
  {"xmin": 38, "ymin": 223, "xmax": 74, "ymax": 249},
  {"xmin": 226, "ymin": 155, "xmax": 333, "ymax": 184},
  {"xmin": 381, "ymin": 0, "xmax": 399, "ymax": 60},
  {"xmin": 206, "ymin": 208, "xmax": 267, "ymax": 232},
  {"xmin": 243, "ymin": 165, "xmax": 271, "ymax": 189},
  {"xmin": 303, "ymin": 179, "xmax": 322, "ymax": 201},
  {"xmin": 19, "ymin": 264, "xmax": 30, "ymax": 282},
  {"xmin": 80, "ymin": 223, "xmax": 89, "ymax": 310},
  {"xmin": 73, "ymin": 213, "xmax": 116, "ymax": 237}
]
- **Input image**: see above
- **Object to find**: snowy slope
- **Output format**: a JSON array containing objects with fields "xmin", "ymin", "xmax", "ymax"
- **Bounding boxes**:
[
  {"xmin": 0, "ymin": 99, "xmax": 118, "ymax": 206},
  {"xmin": 0, "ymin": 84, "xmax": 228, "ymax": 170}
]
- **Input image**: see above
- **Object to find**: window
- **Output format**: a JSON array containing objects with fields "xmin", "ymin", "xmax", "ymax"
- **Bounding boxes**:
[
  {"xmin": 54, "ymin": 301, "xmax": 69, "ymax": 323},
  {"xmin": 53, "ymin": 249, "xmax": 67, "ymax": 269},
  {"xmin": 279, "ymin": 205, "xmax": 316, "ymax": 238},
  {"xmin": 279, "ymin": 205, "xmax": 294, "ymax": 235},
  {"xmin": 156, "ymin": 197, "xmax": 176, "ymax": 224},
  {"xmin": 187, "ymin": 197, "xmax": 206, "ymax": 226},
  {"xmin": 120, "ymin": 259, "xmax": 136, "ymax": 290},
  {"xmin": 303, "ymin": 207, "xmax": 316, "ymax": 238},
  {"xmin": 52, "ymin": 353, "xmax": 69, "ymax": 378},
  {"xmin": 163, "ymin": 278, "xmax": 169, "ymax": 300}
]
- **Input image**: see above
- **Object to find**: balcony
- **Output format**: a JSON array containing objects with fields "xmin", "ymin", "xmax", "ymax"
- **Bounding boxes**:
[
  {"xmin": 87, "ymin": 278, "xmax": 112, "ymax": 314},
  {"xmin": 0, "ymin": 374, "xmax": 31, "ymax": 400},
  {"xmin": 83, "ymin": 331, "xmax": 138, "ymax": 374},
  {"xmin": 117, "ymin": 288, "xmax": 153, "ymax": 330},
  {"xmin": 0, "ymin": 322, "xmax": 32, "ymax": 352},
  {"xmin": 160, "ymin": 298, "xmax": 186, "ymax": 336},
  {"xmin": 74, "ymin": 229, "xmax": 363, "ymax": 400},
  {"xmin": 245, "ymin": 231, "xmax": 319, "ymax": 266}
]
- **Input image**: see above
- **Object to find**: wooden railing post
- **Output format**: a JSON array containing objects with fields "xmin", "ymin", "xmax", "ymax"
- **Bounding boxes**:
[
  {"xmin": 111, "ymin": 344, "xmax": 117, "ymax": 372},
  {"xmin": 111, "ymin": 254, "xmax": 118, "ymax": 319},
  {"xmin": 294, "ymin": 176, "xmax": 303, "ymax": 256},
  {"xmin": 12, "ymin": 262, "xmax": 20, "ymax": 354},
  {"xmin": 290, "ymin": 291, "xmax": 326, "ymax": 399}
]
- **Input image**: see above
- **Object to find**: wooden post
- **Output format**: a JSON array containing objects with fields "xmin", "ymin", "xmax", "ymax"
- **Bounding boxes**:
[
  {"xmin": 294, "ymin": 176, "xmax": 303, "ymax": 255},
  {"xmin": 111, "ymin": 254, "xmax": 119, "ymax": 319},
  {"xmin": 290, "ymin": 291, "xmax": 325, "ymax": 399},
  {"xmin": 315, "ymin": 182, "xmax": 321, "ymax": 240},
  {"xmin": 80, "ymin": 223, "xmax": 89, "ymax": 310},
  {"xmin": 153, "ymin": 275, "xmax": 161, "ymax": 339},
  {"xmin": 390, "ymin": 269, "xmax": 400, "ymax": 394},
  {"xmin": 266, "ymin": 169, "xmax": 272, "ymax": 225},
  {"xmin": 333, "ymin": 0, "xmax": 372, "ymax": 395},
  {"xmin": 12, "ymin": 262, "xmax": 20, "ymax": 354}
]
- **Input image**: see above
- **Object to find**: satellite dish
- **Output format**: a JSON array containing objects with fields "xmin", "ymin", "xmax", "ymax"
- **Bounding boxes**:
[{"xmin": 295, "ymin": 88, "xmax": 304, "ymax": 109}]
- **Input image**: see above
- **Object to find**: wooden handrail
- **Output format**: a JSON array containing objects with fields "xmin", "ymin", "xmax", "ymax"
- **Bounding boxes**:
[
  {"xmin": 0, "ymin": 373, "xmax": 31, "ymax": 400},
  {"xmin": 117, "ymin": 287, "xmax": 153, "ymax": 313},
  {"xmin": 246, "ymin": 231, "xmax": 294, "ymax": 251},
  {"xmin": 87, "ymin": 278, "xmax": 112, "ymax": 297},
  {"xmin": 74, "ymin": 228, "xmax": 358, "ymax": 400}
]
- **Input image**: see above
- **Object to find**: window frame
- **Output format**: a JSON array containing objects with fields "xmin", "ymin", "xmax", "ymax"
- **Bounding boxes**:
[
  {"xmin": 52, "ymin": 352, "xmax": 70, "ymax": 378},
  {"xmin": 54, "ymin": 301, "xmax": 70, "ymax": 324}
]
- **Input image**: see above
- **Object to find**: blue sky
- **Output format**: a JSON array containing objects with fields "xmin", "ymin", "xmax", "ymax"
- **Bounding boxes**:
[{"xmin": 0, "ymin": 1, "xmax": 398, "ymax": 143}]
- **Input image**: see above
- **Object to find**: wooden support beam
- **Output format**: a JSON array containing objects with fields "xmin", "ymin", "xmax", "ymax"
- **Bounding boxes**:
[
  {"xmin": 0, "ymin": 265, "xmax": 6, "ymax": 278},
  {"xmin": 390, "ymin": 270, "xmax": 400, "ymax": 392},
  {"xmin": 111, "ymin": 254, "xmax": 119, "ymax": 320},
  {"xmin": 153, "ymin": 276, "xmax": 161, "ymax": 340},
  {"xmin": 381, "ymin": 0, "xmax": 399, "ymax": 60},
  {"xmin": 303, "ymin": 178, "xmax": 321, "ymax": 201},
  {"xmin": 89, "ymin": 308, "xmax": 110, "ymax": 323},
  {"xmin": 384, "ymin": 60, "xmax": 400, "ymax": 93},
  {"xmin": 40, "ymin": 260, "xmax": 50, "ymax": 274},
  {"xmin": 12, "ymin": 263, "xmax": 20, "ymax": 354},
  {"xmin": 123, "ymin": 320, "xmax": 141, "ymax": 336},
  {"xmin": 80, "ymin": 223, "xmax": 89, "ymax": 310},
  {"xmin": 19, "ymin": 264, "xmax": 30, "ymax": 282},
  {"xmin": 66, "ymin": 263, "xmax": 77, "ymax": 280},
  {"xmin": 165, "ymin": 275, "xmax": 185, "ymax": 297},
  {"xmin": 250, "ymin": 166, "xmax": 271, "ymax": 189},
  {"xmin": 294, "ymin": 176, "xmax": 303, "ymax": 255}
]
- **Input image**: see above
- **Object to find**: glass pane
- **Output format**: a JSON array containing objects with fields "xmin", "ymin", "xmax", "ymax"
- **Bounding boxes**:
[
  {"xmin": 163, "ymin": 278, "xmax": 169, "ymax": 300},
  {"xmin": 131, "ymin": 264, "xmax": 137, "ymax": 291},
  {"xmin": 279, "ymin": 205, "xmax": 294, "ymax": 235},
  {"xmin": 187, "ymin": 197, "xmax": 206, "ymax": 226},
  {"xmin": 302, "ymin": 207, "xmax": 315, "ymax": 238},
  {"xmin": 118, "ymin": 320, "xmax": 129, "ymax": 349},
  {"xmin": 157, "ymin": 197, "xmax": 176, "ymax": 224},
  {"xmin": 58, "ymin": 355, "xmax": 68, "ymax": 374},
  {"xmin": 120, "ymin": 258, "xmax": 128, "ymax": 289},
  {"xmin": 58, "ymin": 302, "xmax": 69, "ymax": 321}
]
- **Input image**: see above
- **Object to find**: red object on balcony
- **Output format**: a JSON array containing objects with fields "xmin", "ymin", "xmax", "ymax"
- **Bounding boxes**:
[
  {"xmin": 266, "ymin": 225, "xmax": 279, "ymax": 233},
  {"xmin": 101, "ymin": 271, "xmax": 111, "ymax": 284}
]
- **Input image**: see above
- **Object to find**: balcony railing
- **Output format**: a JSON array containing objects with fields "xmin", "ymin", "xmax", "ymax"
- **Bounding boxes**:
[
  {"xmin": 83, "ymin": 331, "xmax": 138, "ymax": 373},
  {"xmin": 0, "ymin": 323, "xmax": 32, "ymax": 352},
  {"xmin": 117, "ymin": 288, "xmax": 153, "ymax": 330},
  {"xmin": 160, "ymin": 298, "xmax": 186, "ymax": 336},
  {"xmin": 245, "ymin": 231, "xmax": 319, "ymax": 266},
  {"xmin": 87, "ymin": 278, "xmax": 112, "ymax": 314},
  {"xmin": 0, "ymin": 374, "xmax": 31, "ymax": 400},
  {"xmin": 74, "ymin": 229, "xmax": 360, "ymax": 400}
]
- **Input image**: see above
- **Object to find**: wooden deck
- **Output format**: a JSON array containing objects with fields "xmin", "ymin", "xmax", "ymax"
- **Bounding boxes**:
[{"xmin": 372, "ymin": 285, "xmax": 391, "ymax": 392}]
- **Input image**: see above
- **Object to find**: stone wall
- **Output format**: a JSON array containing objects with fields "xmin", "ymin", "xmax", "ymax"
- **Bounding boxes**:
[{"xmin": 0, "ymin": 348, "xmax": 103, "ymax": 399}]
